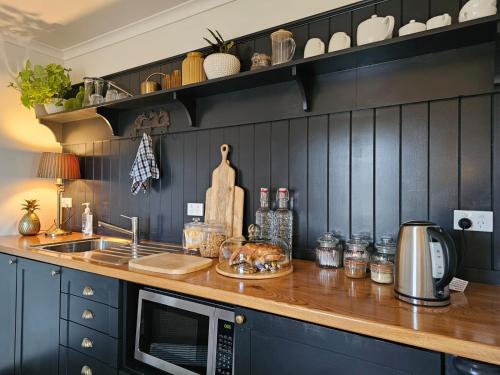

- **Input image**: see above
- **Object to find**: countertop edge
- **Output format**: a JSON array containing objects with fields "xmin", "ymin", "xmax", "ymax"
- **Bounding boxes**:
[{"xmin": 0, "ymin": 242, "xmax": 499, "ymax": 365}]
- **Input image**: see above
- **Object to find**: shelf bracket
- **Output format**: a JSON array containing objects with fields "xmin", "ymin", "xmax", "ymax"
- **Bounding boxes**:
[
  {"xmin": 291, "ymin": 65, "xmax": 312, "ymax": 112},
  {"xmin": 172, "ymin": 91, "xmax": 196, "ymax": 127},
  {"xmin": 96, "ymin": 107, "xmax": 120, "ymax": 135},
  {"xmin": 38, "ymin": 119, "xmax": 63, "ymax": 143}
]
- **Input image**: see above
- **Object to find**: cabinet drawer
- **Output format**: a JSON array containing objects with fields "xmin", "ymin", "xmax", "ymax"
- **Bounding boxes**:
[
  {"xmin": 59, "ymin": 345, "xmax": 117, "ymax": 375},
  {"xmin": 61, "ymin": 293, "xmax": 120, "ymax": 337},
  {"xmin": 62, "ymin": 268, "xmax": 120, "ymax": 307},
  {"xmin": 60, "ymin": 319, "xmax": 119, "ymax": 367}
]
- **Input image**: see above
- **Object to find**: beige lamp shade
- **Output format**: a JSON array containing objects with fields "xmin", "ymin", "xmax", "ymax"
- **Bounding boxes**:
[{"xmin": 37, "ymin": 152, "xmax": 81, "ymax": 180}]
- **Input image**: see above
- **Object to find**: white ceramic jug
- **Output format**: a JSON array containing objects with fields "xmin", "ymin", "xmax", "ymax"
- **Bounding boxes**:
[
  {"xmin": 357, "ymin": 15, "xmax": 395, "ymax": 46},
  {"xmin": 328, "ymin": 32, "xmax": 351, "ymax": 52},
  {"xmin": 459, "ymin": 0, "xmax": 497, "ymax": 22}
]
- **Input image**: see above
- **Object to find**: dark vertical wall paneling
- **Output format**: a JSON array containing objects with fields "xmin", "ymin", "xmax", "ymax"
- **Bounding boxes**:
[
  {"xmin": 460, "ymin": 96, "xmax": 492, "ymax": 270},
  {"xmin": 351, "ymin": 109, "xmax": 374, "ymax": 237},
  {"xmin": 400, "ymin": 103, "xmax": 428, "ymax": 222},
  {"xmin": 375, "ymin": 106, "xmax": 400, "ymax": 239},
  {"xmin": 62, "ymin": 0, "xmax": 500, "ymax": 282}
]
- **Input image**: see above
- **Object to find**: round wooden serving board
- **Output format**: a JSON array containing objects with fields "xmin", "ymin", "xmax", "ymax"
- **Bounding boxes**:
[{"xmin": 216, "ymin": 262, "xmax": 293, "ymax": 279}]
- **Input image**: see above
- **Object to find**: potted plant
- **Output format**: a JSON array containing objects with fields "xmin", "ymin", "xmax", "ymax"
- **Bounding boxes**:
[
  {"xmin": 18, "ymin": 199, "xmax": 41, "ymax": 236},
  {"xmin": 8, "ymin": 60, "xmax": 72, "ymax": 115},
  {"xmin": 203, "ymin": 29, "xmax": 241, "ymax": 79}
]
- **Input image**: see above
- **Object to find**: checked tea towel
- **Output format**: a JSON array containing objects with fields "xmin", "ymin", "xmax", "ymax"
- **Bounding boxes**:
[{"xmin": 130, "ymin": 133, "xmax": 159, "ymax": 194}]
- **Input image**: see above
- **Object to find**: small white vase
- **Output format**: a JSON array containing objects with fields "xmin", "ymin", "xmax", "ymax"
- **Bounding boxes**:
[
  {"xmin": 44, "ymin": 99, "xmax": 65, "ymax": 114},
  {"xmin": 203, "ymin": 53, "xmax": 241, "ymax": 79}
]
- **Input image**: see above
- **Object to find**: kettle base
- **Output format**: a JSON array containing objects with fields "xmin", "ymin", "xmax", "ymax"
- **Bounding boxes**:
[{"xmin": 394, "ymin": 290, "xmax": 450, "ymax": 307}]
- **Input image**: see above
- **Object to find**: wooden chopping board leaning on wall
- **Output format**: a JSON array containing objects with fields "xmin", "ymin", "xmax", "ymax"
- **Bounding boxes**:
[{"xmin": 205, "ymin": 144, "xmax": 244, "ymax": 237}]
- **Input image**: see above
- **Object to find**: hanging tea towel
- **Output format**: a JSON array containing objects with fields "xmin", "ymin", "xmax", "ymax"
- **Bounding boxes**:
[{"xmin": 130, "ymin": 133, "xmax": 159, "ymax": 194}]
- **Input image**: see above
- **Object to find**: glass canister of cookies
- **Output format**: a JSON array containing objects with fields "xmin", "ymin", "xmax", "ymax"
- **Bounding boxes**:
[
  {"xmin": 182, "ymin": 218, "xmax": 227, "ymax": 258},
  {"xmin": 218, "ymin": 224, "xmax": 291, "ymax": 276}
]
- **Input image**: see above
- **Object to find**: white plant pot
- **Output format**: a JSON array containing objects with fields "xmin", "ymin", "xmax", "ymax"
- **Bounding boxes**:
[
  {"xmin": 44, "ymin": 99, "xmax": 65, "ymax": 114},
  {"xmin": 203, "ymin": 53, "xmax": 241, "ymax": 79}
]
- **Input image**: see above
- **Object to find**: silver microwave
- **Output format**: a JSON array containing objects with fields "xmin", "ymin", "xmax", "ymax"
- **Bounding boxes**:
[{"xmin": 135, "ymin": 289, "xmax": 235, "ymax": 375}]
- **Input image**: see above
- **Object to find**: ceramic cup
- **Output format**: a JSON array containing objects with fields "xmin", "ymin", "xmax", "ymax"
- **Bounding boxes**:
[
  {"xmin": 426, "ymin": 13, "xmax": 452, "ymax": 30},
  {"xmin": 304, "ymin": 38, "xmax": 325, "ymax": 58},
  {"xmin": 398, "ymin": 19, "xmax": 427, "ymax": 36},
  {"xmin": 459, "ymin": 0, "xmax": 497, "ymax": 22},
  {"xmin": 357, "ymin": 15, "xmax": 395, "ymax": 46},
  {"xmin": 328, "ymin": 32, "xmax": 351, "ymax": 52}
]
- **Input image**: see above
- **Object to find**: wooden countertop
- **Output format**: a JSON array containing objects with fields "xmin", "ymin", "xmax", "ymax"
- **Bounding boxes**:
[{"xmin": 1, "ymin": 233, "xmax": 499, "ymax": 365}]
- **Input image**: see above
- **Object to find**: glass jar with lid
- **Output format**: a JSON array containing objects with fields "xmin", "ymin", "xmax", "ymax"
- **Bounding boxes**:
[
  {"xmin": 344, "ymin": 235, "xmax": 370, "ymax": 278},
  {"xmin": 370, "ymin": 236, "xmax": 396, "ymax": 284},
  {"xmin": 218, "ymin": 224, "xmax": 291, "ymax": 275},
  {"xmin": 315, "ymin": 232, "xmax": 342, "ymax": 268},
  {"xmin": 371, "ymin": 235, "xmax": 396, "ymax": 263},
  {"xmin": 370, "ymin": 261, "xmax": 394, "ymax": 284},
  {"xmin": 182, "ymin": 218, "xmax": 227, "ymax": 258}
]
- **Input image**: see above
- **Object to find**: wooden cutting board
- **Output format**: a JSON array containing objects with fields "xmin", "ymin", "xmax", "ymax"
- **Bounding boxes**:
[
  {"xmin": 129, "ymin": 253, "xmax": 212, "ymax": 275},
  {"xmin": 205, "ymin": 144, "xmax": 244, "ymax": 237}
]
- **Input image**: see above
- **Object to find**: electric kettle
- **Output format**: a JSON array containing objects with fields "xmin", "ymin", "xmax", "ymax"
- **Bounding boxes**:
[{"xmin": 394, "ymin": 221, "xmax": 458, "ymax": 306}]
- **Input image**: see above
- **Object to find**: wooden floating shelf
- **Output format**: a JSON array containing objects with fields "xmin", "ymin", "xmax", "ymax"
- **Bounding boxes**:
[{"xmin": 37, "ymin": 14, "xmax": 500, "ymax": 140}]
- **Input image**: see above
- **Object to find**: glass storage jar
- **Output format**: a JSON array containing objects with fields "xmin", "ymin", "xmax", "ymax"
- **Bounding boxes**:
[
  {"xmin": 219, "ymin": 225, "xmax": 291, "ymax": 275},
  {"xmin": 315, "ymin": 232, "xmax": 342, "ymax": 268},
  {"xmin": 344, "ymin": 236, "xmax": 369, "ymax": 278},
  {"xmin": 371, "ymin": 235, "xmax": 396, "ymax": 264},
  {"xmin": 370, "ymin": 261, "xmax": 394, "ymax": 284},
  {"xmin": 182, "ymin": 218, "xmax": 227, "ymax": 258}
]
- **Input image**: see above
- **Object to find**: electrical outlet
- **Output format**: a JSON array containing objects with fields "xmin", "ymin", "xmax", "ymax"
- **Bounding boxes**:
[
  {"xmin": 453, "ymin": 210, "xmax": 493, "ymax": 232},
  {"xmin": 187, "ymin": 203, "xmax": 204, "ymax": 216},
  {"xmin": 61, "ymin": 197, "xmax": 72, "ymax": 208}
]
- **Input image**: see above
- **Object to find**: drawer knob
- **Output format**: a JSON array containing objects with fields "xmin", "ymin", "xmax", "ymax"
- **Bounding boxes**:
[
  {"xmin": 81, "ymin": 365, "xmax": 92, "ymax": 375},
  {"xmin": 8, "ymin": 258, "xmax": 16, "ymax": 265},
  {"xmin": 235, "ymin": 314, "xmax": 246, "ymax": 325},
  {"xmin": 51, "ymin": 270, "xmax": 60, "ymax": 277},
  {"xmin": 81, "ymin": 309, "xmax": 94, "ymax": 320},
  {"xmin": 81, "ymin": 337, "xmax": 93, "ymax": 349},
  {"xmin": 82, "ymin": 286, "xmax": 94, "ymax": 296}
]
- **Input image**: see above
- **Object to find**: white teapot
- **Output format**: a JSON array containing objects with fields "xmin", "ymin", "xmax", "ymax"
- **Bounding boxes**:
[
  {"xmin": 459, "ymin": 0, "xmax": 497, "ymax": 22},
  {"xmin": 357, "ymin": 15, "xmax": 395, "ymax": 46}
]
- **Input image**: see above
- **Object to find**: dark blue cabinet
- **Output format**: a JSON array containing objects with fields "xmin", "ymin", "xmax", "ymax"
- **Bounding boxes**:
[
  {"xmin": 234, "ymin": 307, "xmax": 442, "ymax": 375},
  {"xmin": 0, "ymin": 254, "xmax": 17, "ymax": 375},
  {"xmin": 14, "ymin": 258, "xmax": 61, "ymax": 375}
]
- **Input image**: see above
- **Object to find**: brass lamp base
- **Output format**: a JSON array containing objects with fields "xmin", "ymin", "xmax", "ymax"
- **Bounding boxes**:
[{"xmin": 45, "ymin": 228, "xmax": 72, "ymax": 238}]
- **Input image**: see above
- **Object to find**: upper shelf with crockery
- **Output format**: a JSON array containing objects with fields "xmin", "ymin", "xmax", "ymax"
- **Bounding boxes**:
[{"xmin": 37, "ymin": 13, "xmax": 500, "ymax": 139}]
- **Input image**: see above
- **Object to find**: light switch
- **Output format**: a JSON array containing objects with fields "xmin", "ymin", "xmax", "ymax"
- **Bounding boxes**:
[{"xmin": 187, "ymin": 203, "xmax": 204, "ymax": 216}]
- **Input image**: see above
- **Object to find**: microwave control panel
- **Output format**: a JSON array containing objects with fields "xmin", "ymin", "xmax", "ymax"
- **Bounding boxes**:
[{"xmin": 216, "ymin": 319, "xmax": 234, "ymax": 375}]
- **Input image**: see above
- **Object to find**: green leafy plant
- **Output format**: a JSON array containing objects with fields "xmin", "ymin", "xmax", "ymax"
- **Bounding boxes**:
[
  {"xmin": 203, "ymin": 29, "xmax": 235, "ymax": 54},
  {"xmin": 21, "ymin": 199, "xmax": 40, "ymax": 213},
  {"xmin": 8, "ymin": 60, "xmax": 72, "ymax": 109}
]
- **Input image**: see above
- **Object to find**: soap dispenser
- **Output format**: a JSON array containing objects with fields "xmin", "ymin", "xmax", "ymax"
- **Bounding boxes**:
[{"xmin": 82, "ymin": 203, "xmax": 93, "ymax": 235}]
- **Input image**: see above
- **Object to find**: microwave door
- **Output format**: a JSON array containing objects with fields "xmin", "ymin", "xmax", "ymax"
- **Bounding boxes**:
[{"xmin": 135, "ymin": 290, "xmax": 217, "ymax": 375}]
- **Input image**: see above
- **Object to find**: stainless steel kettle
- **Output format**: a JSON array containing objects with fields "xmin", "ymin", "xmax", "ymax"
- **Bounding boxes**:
[{"xmin": 394, "ymin": 221, "xmax": 458, "ymax": 307}]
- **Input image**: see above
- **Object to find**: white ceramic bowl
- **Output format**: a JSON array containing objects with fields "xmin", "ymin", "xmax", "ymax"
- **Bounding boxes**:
[
  {"xmin": 304, "ymin": 38, "xmax": 325, "ymax": 58},
  {"xmin": 426, "ymin": 13, "xmax": 452, "ymax": 30},
  {"xmin": 328, "ymin": 32, "xmax": 351, "ymax": 52},
  {"xmin": 398, "ymin": 20, "xmax": 427, "ymax": 36}
]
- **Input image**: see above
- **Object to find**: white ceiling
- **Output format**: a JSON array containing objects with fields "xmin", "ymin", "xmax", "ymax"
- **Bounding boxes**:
[{"xmin": 0, "ymin": 0, "xmax": 190, "ymax": 49}]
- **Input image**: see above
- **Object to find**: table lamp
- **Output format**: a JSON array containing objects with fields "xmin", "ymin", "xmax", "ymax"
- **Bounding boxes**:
[{"xmin": 37, "ymin": 152, "xmax": 81, "ymax": 237}]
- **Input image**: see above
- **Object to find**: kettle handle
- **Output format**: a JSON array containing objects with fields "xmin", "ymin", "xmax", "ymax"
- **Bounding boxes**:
[{"xmin": 427, "ymin": 227, "xmax": 457, "ymax": 289}]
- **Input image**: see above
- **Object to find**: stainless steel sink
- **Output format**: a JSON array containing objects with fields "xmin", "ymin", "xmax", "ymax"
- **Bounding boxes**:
[
  {"xmin": 32, "ymin": 238, "xmax": 183, "ymax": 266},
  {"xmin": 36, "ymin": 239, "xmax": 126, "ymax": 253}
]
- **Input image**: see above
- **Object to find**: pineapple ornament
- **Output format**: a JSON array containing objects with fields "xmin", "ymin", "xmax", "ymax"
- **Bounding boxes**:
[{"xmin": 18, "ymin": 199, "xmax": 41, "ymax": 236}]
